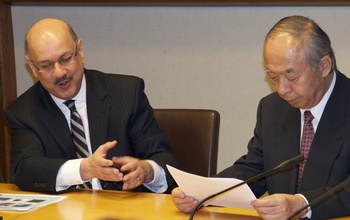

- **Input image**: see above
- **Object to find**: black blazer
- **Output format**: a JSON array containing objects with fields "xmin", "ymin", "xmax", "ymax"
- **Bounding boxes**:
[
  {"xmin": 5, "ymin": 69, "xmax": 177, "ymax": 192},
  {"xmin": 219, "ymin": 72, "xmax": 350, "ymax": 219}
]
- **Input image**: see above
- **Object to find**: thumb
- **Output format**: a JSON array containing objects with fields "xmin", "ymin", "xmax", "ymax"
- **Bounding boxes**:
[{"xmin": 99, "ymin": 140, "xmax": 117, "ymax": 155}]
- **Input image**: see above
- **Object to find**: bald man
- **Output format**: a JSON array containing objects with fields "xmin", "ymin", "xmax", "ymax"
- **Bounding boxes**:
[{"xmin": 5, "ymin": 18, "xmax": 177, "ymax": 193}]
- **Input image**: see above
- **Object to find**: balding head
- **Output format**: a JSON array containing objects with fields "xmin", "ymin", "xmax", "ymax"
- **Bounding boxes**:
[{"xmin": 25, "ymin": 18, "xmax": 78, "ymax": 57}]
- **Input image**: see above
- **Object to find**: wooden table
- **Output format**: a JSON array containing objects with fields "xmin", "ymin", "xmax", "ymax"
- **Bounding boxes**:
[
  {"xmin": 1, "ymin": 183, "xmax": 350, "ymax": 220},
  {"xmin": 0, "ymin": 183, "xmax": 262, "ymax": 220}
]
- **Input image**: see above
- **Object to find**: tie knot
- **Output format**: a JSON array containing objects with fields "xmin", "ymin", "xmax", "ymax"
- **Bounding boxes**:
[
  {"xmin": 64, "ymin": 100, "xmax": 76, "ymax": 111},
  {"xmin": 304, "ymin": 111, "xmax": 314, "ymax": 124}
]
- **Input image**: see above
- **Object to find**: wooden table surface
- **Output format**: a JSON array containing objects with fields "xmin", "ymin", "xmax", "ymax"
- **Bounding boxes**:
[
  {"xmin": 1, "ymin": 183, "xmax": 350, "ymax": 220},
  {"xmin": 0, "ymin": 183, "xmax": 262, "ymax": 220}
]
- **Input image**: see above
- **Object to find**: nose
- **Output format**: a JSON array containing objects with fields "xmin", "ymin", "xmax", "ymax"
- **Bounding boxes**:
[
  {"xmin": 275, "ymin": 77, "xmax": 291, "ymax": 97},
  {"xmin": 52, "ymin": 62, "xmax": 67, "ymax": 77}
]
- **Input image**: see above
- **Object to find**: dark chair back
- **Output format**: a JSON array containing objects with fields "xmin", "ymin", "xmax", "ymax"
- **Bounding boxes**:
[
  {"xmin": 0, "ymin": 167, "xmax": 4, "ymax": 183},
  {"xmin": 154, "ymin": 109, "xmax": 220, "ymax": 177}
]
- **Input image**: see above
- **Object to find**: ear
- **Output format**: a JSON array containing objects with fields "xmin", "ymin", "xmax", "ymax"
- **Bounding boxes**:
[
  {"xmin": 77, "ymin": 39, "xmax": 85, "ymax": 64},
  {"xmin": 319, "ymin": 55, "xmax": 332, "ymax": 77},
  {"xmin": 25, "ymin": 55, "xmax": 38, "ymax": 78}
]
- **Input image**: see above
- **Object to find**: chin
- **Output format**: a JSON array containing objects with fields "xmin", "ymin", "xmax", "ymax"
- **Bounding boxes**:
[{"xmin": 52, "ymin": 92, "xmax": 75, "ymax": 100}]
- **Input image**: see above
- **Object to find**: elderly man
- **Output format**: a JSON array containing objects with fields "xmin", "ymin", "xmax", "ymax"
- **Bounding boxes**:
[{"xmin": 172, "ymin": 15, "xmax": 350, "ymax": 220}]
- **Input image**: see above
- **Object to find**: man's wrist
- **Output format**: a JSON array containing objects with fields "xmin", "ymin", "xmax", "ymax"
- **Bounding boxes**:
[
  {"xmin": 295, "ymin": 194, "xmax": 312, "ymax": 219},
  {"xmin": 80, "ymin": 157, "xmax": 92, "ymax": 181},
  {"xmin": 142, "ymin": 160, "xmax": 155, "ymax": 183}
]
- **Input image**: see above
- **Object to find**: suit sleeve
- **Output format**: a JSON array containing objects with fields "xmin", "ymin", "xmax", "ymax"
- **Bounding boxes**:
[
  {"xmin": 217, "ymin": 98, "xmax": 267, "ymax": 197},
  {"xmin": 4, "ymin": 107, "xmax": 68, "ymax": 192},
  {"xmin": 126, "ymin": 78, "xmax": 178, "ymax": 191}
]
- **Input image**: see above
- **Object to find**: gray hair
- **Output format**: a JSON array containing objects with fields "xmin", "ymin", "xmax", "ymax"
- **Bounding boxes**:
[{"xmin": 265, "ymin": 15, "xmax": 337, "ymax": 73}]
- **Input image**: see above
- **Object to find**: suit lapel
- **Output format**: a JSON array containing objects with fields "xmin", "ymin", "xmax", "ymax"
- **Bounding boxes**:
[
  {"xmin": 85, "ymin": 70, "xmax": 111, "ymax": 151},
  {"xmin": 36, "ymin": 86, "xmax": 76, "ymax": 157},
  {"xmin": 270, "ymin": 106, "xmax": 301, "ymax": 193}
]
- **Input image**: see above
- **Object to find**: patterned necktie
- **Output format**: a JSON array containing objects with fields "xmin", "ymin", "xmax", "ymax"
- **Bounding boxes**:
[
  {"xmin": 298, "ymin": 111, "xmax": 315, "ymax": 187},
  {"xmin": 64, "ymin": 100, "xmax": 92, "ymax": 189}
]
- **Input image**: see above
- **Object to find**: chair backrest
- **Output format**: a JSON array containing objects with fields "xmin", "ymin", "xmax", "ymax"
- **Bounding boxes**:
[
  {"xmin": 154, "ymin": 109, "xmax": 220, "ymax": 177},
  {"xmin": 0, "ymin": 166, "xmax": 4, "ymax": 183}
]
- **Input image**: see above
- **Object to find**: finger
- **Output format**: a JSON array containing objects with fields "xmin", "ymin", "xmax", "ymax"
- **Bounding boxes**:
[
  {"xmin": 122, "ymin": 175, "xmax": 141, "ymax": 190},
  {"xmin": 90, "ymin": 153, "xmax": 114, "ymax": 168},
  {"xmin": 112, "ymin": 156, "xmax": 130, "ymax": 164},
  {"xmin": 173, "ymin": 197, "xmax": 198, "ymax": 213},
  {"xmin": 98, "ymin": 140, "xmax": 117, "ymax": 156},
  {"xmin": 112, "ymin": 156, "xmax": 136, "ymax": 172},
  {"xmin": 183, "ymin": 203, "xmax": 197, "ymax": 214},
  {"xmin": 172, "ymin": 188, "xmax": 185, "ymax": 198},
  {"xmin": 122, "ymin": 166, "xmax": 142, "ymax": 184},
  {"xmin": 98, "ymin": 167, "xmax": 124, "ymax": 181},
  {"xmin": 94, "ymin": 141, "xmax": 118, "ymax": 166},
  {"xmin": 251, "ymin": 197, "xmax": 279, "ymax": 208},
  {"xmin": 99, "ymin": 166, "xmax": 121, "ymax": 176},
  {"xmin": 92, "ymin": 157, "xmax": 113, "ymax": 167},
  {"xmin": 253, "ymin": 202, "xmax": 287, "ymax": 219}
]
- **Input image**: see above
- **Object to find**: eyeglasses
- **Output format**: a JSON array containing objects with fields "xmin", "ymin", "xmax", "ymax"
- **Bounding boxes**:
[{"xmin": 31, "ymin": 45, "xmax": 78, "ymax": 73}]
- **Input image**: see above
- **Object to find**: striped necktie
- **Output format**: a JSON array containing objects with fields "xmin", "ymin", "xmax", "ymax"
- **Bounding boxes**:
[{"xmin": 64, "ymin": 100, "xmax": 92, "ymax": 189}]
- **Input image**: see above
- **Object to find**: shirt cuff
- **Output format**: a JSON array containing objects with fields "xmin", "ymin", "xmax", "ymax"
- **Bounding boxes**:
[
  {"xmin": 142, "ymin": 160, "xmax": 168, "ymax": 193},
  {"xmin": 56, "ymin": 159, "xmax": 86, "ymax": 191},
  {"xmin": 296, "ymin": 193, "xmax": 312, "ymax": 219}
]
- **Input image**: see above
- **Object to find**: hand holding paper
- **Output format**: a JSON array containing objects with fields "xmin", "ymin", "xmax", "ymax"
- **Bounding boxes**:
[{"xmin": 167, "ymin": 165, "xmax": 256, "ymax": 209}]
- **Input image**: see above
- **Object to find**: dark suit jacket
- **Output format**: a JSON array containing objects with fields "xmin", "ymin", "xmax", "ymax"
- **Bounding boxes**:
[
  {"xmin": 4, "ymin": 69, "xmax": 178, "ymax": 193},
  {"xmin": 218, "ymin": 71, "xmax": 350, "ymax": 219}
]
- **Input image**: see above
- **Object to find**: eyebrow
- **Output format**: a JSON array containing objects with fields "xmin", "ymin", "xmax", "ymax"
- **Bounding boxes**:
[
  {"xmin": 36, "ymin": 51, "xmax": 73, "ymax": 64},
  {"xmin": 285, "ymin": 68, "xmax": 297, "ymax": 74}
]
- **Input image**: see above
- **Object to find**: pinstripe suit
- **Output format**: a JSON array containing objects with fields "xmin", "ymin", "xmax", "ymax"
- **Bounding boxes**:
[
  {"xmin": 218, "ymin": 72, "xmax": 350, "ymax": 219},
  {"xmin": 4, "ymin": 69, "xmax": 177, "ymax": 192}
]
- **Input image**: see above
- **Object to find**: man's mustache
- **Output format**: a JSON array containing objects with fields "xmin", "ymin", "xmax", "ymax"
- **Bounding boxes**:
[{"xmin": 54, "ymin": 75, "xmax": 73, "ymax": 85}]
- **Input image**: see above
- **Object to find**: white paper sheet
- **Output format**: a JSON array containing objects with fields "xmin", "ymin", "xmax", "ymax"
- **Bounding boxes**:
[
  {"xmin": 167, "ymin": 165, "xmax": 257, "ymax": 209},
  {"xmin": 0, "ymin": 193, "xmax": 66, "ymax": 212}
]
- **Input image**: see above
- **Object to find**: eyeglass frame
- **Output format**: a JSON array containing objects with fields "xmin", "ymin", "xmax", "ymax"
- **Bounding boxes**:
[{"xmin": 30, "ymin": 45, "xmax": 79, "ymax": 73}]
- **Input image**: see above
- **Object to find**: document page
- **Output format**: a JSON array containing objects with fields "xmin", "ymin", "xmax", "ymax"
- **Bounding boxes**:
[
  {"xmin": 0, "ymin": 193, "xmax": 66, "ymax": 212},
  {"xmin": 167, "ymin": 165, "xmax": 256, "ymax": 209}
]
